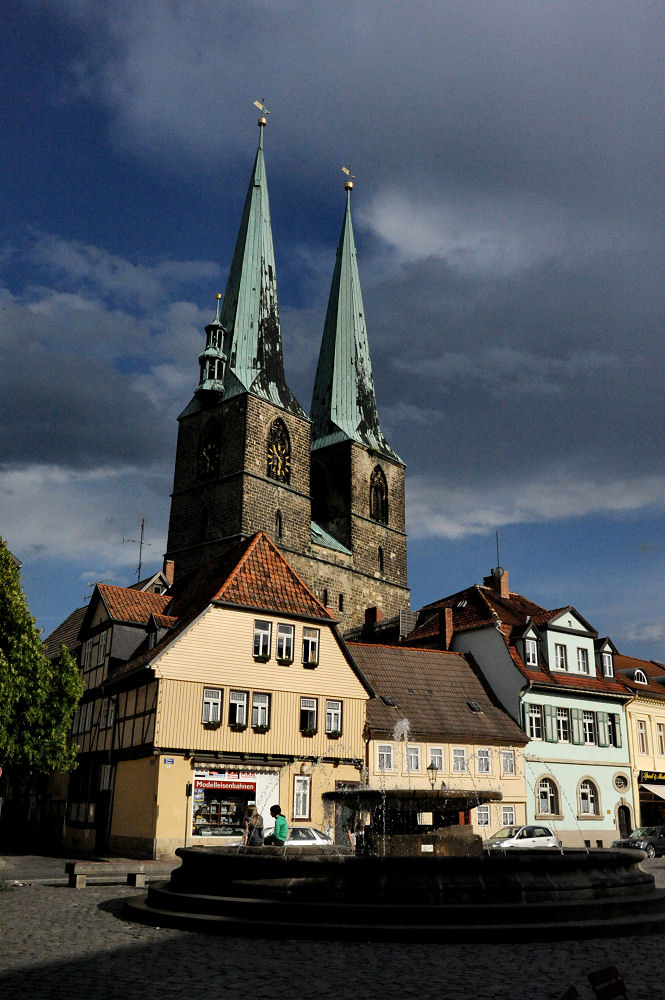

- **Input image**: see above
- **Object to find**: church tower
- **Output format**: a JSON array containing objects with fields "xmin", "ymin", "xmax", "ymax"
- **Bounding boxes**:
[
  {"xmin": 165, "ymin": 113, "xmax": 312, "ymax": 580},
  {"xmin": 305, "ymin": 174, "xmax": 409, "ymax": 622}
]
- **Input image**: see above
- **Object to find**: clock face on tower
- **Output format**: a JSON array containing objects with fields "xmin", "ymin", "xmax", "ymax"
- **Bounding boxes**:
[
  {"xmin": 196, "ymin": 421, "xmax": 222, "ymax": 480},
  {"xmin": 266, "ymin": 419, "xmax": 291, "ymax": 483}
]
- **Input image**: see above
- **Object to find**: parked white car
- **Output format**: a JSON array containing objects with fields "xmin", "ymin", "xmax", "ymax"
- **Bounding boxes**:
[
  {"xmin": 485, "ymin": 825, "xmax": 561, "ymax": 850},
  {"xmin": 264, "ymin": 826, "xmax": 333, "ymax": 846}
]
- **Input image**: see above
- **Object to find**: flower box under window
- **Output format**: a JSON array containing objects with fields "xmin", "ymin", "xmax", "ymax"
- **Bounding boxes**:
[
  {"xmin": 254, "ymin": 653, "xmax": 270, "ymax": 663},
  {"xmin": 276, "ymin": 657, "xmax": 293, "ymax": 666},
  {"xmin": 300, "ymin": 728, "xmax": 317, "ymax": 738},
  {"xmin": 326, "ymin": 729, "xmax": 342, "ymax": 739},
  {"xmin": 303, "ymin": 659, "xmax": 319, "ymax": 669},
  {"xmin": 229, "ymin": 723, "xmax": 247, "ymax": 732},
  {"xmin": 203, "ymin": 720, "xmax": 221, "ymax": 730},
  {"xmin": 253, "ymin": 724, "xmax": 270, "ymax": 734}
]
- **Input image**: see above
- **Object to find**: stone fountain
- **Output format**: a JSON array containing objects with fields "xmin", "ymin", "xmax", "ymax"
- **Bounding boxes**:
[{"xmin": 127, "ymin": 786, "xmax": 665, "ymax": 940}]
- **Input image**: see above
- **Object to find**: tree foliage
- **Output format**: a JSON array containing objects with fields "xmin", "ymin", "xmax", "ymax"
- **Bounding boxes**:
[{"xmin": 0, "ymin": 537, "xmax": 83, "ymax": 773}]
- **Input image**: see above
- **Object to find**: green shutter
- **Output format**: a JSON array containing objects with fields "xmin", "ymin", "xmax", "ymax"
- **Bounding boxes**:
[
  {"xmin": 597, "ymin": 712, "xmax": 609, "ymax": 747},
  {"xmin": 614, "ymin": 713, "xmax": 623, "ymax": 748},
  {"xmin": 571, "ymin": 708, "xmax": 584, "ymax": 745},
  {"xmin": 544, "ymin": 704, "xmax": 558, "ymax": 742}
]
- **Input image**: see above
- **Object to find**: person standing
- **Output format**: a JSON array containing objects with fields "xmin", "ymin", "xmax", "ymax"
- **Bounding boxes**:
[
  {"xmin": 244, "ymin": 807, "xmax": 264, "ymax": 846},
  {"xmin": 264, "ymin": 804, "xmax": 287, "ymax": 846}
]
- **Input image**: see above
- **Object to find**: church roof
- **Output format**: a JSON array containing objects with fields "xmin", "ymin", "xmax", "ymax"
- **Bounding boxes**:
[
  {"xmin": 310, "ymin": 184, "xmax": 400, "ymax": 462},
  {"xmin": 212, "ymin": 120, "xmax": 304, "ymax": 418}
]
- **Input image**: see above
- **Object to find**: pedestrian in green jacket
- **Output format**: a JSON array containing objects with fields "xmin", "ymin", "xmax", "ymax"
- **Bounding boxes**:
[{"xmin": 264, "ymin": 804, "xmax": 288, "ymax": 846}]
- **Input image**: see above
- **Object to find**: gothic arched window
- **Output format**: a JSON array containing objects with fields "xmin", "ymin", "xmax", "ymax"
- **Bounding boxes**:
[
  {"xmin": 196, "ymin": 419, "xmax": 222, "ymax": 480},
  {"xmin": 369, "ymin": 466, "xmax": 388, "ymax": 524},
  {"xmin": 537, "ymin": 777, "xmax": 559, "ymax": 816},
  {"xmin": 275, "ymin": 509, "xmax": 283, "ymax": 540},
  {"xmin": 579, "ymin": 779, "xmax": 600, "ymax": 815},
  {"xmin": 266, "ymin": 419, "xmax": 291, "ymax": 483}
]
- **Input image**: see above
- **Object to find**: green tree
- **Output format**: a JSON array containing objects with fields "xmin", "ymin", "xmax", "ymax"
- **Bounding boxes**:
[{"xmin": 0, "ymin": 537, "xmax": 83, "ymax": 773}]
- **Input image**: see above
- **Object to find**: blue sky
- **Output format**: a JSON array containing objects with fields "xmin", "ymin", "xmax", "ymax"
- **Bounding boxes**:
[{"xmin": 2, "ymin": 1, "xmax": 664, "ymax": 661}]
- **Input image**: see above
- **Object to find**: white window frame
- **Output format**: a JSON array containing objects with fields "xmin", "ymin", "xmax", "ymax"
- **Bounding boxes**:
[
  {"xmin": 452, "ymin": 747, "xmax": 467, "ymax": 773},
  {"xmin": 325, "ymin": 698, "xmax": 342, "ymax": 734},
  {"xmin": 577, "ymin": 647, "xmax": 589, "ymax": 674},
  {"xmin": 276, "ymin": 623, "xmax": 294, "ymax": 661},
  {"xmin": 253, "ymin": 620, "xmax": 272, "ymax": 658},
  {"xmin": 300, "ymin": 696, "xmax": 317, "ymax": 732},
  {"xmin": 476, "ymin": 804, "xmax": 490, "ymax": 827},
  {"xmin": 429, "ymin": 747, "xmax": 444, "ymax": 771},
  {"xmin": 97, "ymin": 630, "xmax": 108, "ymax": 666},
  {"xmin": 83, "ymin": 639, "xmax": 93, "ymax": 670},
  {"xmin": 583, "ymin": 710, "xmax": 596, "ymax": 745},
  {"xmin": 377, "ymin": 744, "xmax": 393, "ymax": 771},
  {"xmin": 524, "ymin": 637, "xmax": 538, "ymax": 667},
  {"xmin": 476, "ymin": 748, "xmax": 491, "ymax": 774},
  {"xmin": 637, "ymin": 719, "xmax": 649, "ymax": 754},
  {"xmin": 634, "ymin": 669, "xmax": 648, "ymax": 684},
  {"xmin": 406, "ymin": 745, "xmax": 421, "ymax": 772},
  {"xmin": 251, "ymin": 692, "xmax": 270, "ymax": 728},
  {"xmin": 502, "ymin": 804, "xmax": 516, "ymax": 826},
  {"xmin": 202, "ymin": 687, "xmax": 222, "ymax": 724},
  {"xmin": 229, "ymin": 690, "xmax": 248, "ymax": 726},
  {"xmin": 99, "ymin": 697, "xmax": 115, "ymax": 730},
  {"xmin": 538, "ymin": 778, "xmax": 558, "ymax": 816},
  {"xmin": 556, "ymin": 707, "xmax": 570, "ymax": 743},
  {"xmin": 293, "ymin": 775, "xmax": 311, "ymax": 820},
  {"xmin": 501, "ymin": 750, "xmax": 515, "ymax": 775},
  {"xmin": 527, "ymin": 704, "xmax": 543, "ymax": 740},
  {"xmin": 657, "ymin": 723, "xmax": 665, "ymax": 757},
  {"xmin": 579, "ymin": 779, "xmax": 598, "ymax": 816},
  {"xmin": 554, "ymin": 644, "xmax": 568, "ymax": 671},
  {"xmin": 602, "ymin": 651, "xmax": 614, "ymax": 677},
  {"xmin": 302, "ymin": 627, "xmax": 320, "ymax": 666}
]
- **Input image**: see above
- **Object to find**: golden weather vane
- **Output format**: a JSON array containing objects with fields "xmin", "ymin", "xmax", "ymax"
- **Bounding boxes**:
[
  {"xmin": 253, "ymin": 99, "xmax": 271, "ymax": 126},
  {"xmin": 342, "ymin": 165, "xmax": 355, "ymax": 190}
]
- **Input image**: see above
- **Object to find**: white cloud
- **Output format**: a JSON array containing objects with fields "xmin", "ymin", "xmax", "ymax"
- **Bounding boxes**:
[{"xmin": 408, "ymin": 469, "xmax": 665, "ymax": 540}]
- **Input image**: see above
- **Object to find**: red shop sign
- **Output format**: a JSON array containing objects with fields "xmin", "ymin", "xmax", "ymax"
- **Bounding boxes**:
[{"xmin": 196, "ymin": 779, "xmax": 256, "ymax": 792}]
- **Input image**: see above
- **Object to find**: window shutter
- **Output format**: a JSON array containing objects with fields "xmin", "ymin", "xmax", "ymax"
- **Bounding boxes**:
[
  {"xmin": 544, "ymin": 704, "xmax": 557, "ymax": 742},
  {"xmin": 571, "ymin": 708, "xmax": 584, "ymax": 745},
  {"xmin": 614, "ymin": 713, "xmax": 623, "ymax": 748},
  {"xmin": 597, "ymin": 712, "xmax": 609, "ymax": 747}
]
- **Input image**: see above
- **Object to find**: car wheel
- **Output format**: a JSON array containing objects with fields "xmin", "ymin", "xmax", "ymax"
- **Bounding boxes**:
[{"xmin": 646, "ymin": 844, "xmax": 656, "ymax": 858}]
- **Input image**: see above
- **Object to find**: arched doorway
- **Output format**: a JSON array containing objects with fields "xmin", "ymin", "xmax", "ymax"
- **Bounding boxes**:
[{"xmin": 618, "ymin": 804, "xmax": 632, "ymax": 838}]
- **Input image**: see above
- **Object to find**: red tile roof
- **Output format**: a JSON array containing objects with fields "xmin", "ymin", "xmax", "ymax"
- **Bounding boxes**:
[
  {"xmin": 97, "ymin": 584, "xmax": 171, "ymax": 625},
  {"xmin": 348, "ymin": 642, "xmax": 527, "ymax": 745},
  {"xmin": 615, "ymin": 653, "xmax": 665, "ymax": 699}
]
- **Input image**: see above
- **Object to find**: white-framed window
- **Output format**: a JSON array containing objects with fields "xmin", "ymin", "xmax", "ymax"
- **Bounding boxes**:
[
  {"xmin": 657, "ymin": 723, "xmax": 665, "ymax": 756},
  {"xmin": 502, "ymin": 805, "xmax": 515, "ymax": 826},
  {"xmin": 99, "ymin": 764, "xmax": 113, "ymax": 791},
  {"xmin": 377, "ymin": 744, "xmax": 393, "ymax": 771},
  {"xmin": 293, "ymin": 775, "xmax": 311, "ymax": 820},
  {"xmin": 83, "ymin": 639, "xmax": 93, "ymax": 670},
  {"xmin": 527, "ymin": 704, "xmax": 543, "ymax": 740},
  {"xmin": 583, "ymin": 711, "xmax": 596, "ymax": 745},
  {"xmin": 607, "ymin": 713, "xmax": 620, "ymax": 748},
  {"xmin": 634, "ymin": 669, "xmax": 648, "ymax": 684},
  {"xmin": 229, "ymin": 690, "xmax": 248, "ymax": 726},
  {"xmin": 406, "ymin": 745, "xmax": 421, "ymax": 772},
  {"xmin": 579, "ymin": 779, "xmax": 599, "ymax": 816},
  {"xmin": 538, "ymin": 777, "xmax": 559, "ymax": 816},
  {"xmin": 555, "ymin": 644, "xmax": 568, "ymax": 671},
  {"xmin": 524, "ymin": 637, "xmax": 538, "ymax": 667},
  {"xmin": 253, "ymin": 619, "xmax": 272, "ymax": 658},
  {"xmin": 325, "ymin": 699, "xmax": 342, "ymax": 734},
  {"xmin": 97, "ymin": 630, "xmax": 108, "ymax": 666},
  {"xmin": 577, "ymin": 647, "xmax": 589, "ymax": 674},
  {"xmin": 302, "ymin": 628, "xmax": 320, "ymax": 666},
  {"xmin": 476, "ymin": 804, "xmax": 490, "ymax": 827},
  {"xmin": 602, "ymin": 651, "xmax": 614, "ymax": 677},
  {"xmin": 429, "ymin": 747, "xmax": 444, "ymax": 771},
  {"xmin": 637, "ymin": 719, "xmax": 649, "ymax": 754},
  {"xmin": 202, "ymin": 687, "xmax": 222, "ymax": 724},
  {"xmin": 300, "ymin": 697, "xmax": 317, "ymax": 732},
  {"xmin": 276, "ymin": 623, "xmax": 294, "ymax": 661},
  {"xmin": 476, "ymin": 748, "xmax": 491, "ymax": 774},
  {"xmin": 452, "ymin": 748, "xmax": 467, "ymax": 773},
  {"xmin": 251, "ymin": 692, "xmax": 270, "ymax": 728},
  {"xmin": 501, "ymin": 749, "xmax": 515, "ymax": 775},
  {"xmin": 99, "ymin": 697, "xmax": 115, "ymax": 730},
  {"xmin": 556, "ymin": 707, "xmax": 570, "ymax": 742}
]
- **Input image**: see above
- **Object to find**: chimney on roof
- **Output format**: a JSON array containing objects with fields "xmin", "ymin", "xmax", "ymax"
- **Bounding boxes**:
[
  {"xmin": 438, "ymin": 607, "xmax": 454, "ymax": 650},
  {"xmin": 365, "ymin": 606, "xmax": 383, "ymax": 627},
  {"xmin": 483, "ymin": 566, "xmax": 509, "ymax": 599},
  {"xmin": 163, "ymin": 559, "xmax": 175, "ymax": 587}
]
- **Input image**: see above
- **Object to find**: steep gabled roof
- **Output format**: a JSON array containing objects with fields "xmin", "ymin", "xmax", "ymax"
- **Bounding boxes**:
[
  {"xmin": 96, "ymin": 585, "xmax": 171, "ymax": 626},
  {"xmin": 349, "ymin": 642, "xmax": 527, "ymax": 745},
  {"xmin": 43, "ymin": 605, "xmax": 86, "ymax": 660}
]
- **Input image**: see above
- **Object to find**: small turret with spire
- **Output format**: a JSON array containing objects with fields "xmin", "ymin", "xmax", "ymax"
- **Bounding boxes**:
[{"xmin": 195, "ymin": 293, "xmax": 227, "ymax": 397}]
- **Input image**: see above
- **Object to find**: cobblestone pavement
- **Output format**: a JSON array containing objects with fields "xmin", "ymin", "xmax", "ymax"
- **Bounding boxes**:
[{"xmin": 2, "ymin": 854, "xmax": 665, "ymax": 999}]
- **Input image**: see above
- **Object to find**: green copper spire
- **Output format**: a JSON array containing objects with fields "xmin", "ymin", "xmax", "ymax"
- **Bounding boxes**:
[
  {"xmin": 310, "ymin": 178, "xmax": 400, "ymax": 460},
  {"xmin": 195, "ymin": 293, "xmax": 227, "ymax": 396},
  {"xmin": 214, "ymin": 115, "xmax": 305, "ymax": 416}
]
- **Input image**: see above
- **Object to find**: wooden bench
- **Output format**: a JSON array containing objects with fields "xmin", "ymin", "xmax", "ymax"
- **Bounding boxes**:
[{"xmin": 64, "ymin": 860, "xmax": 172, "ymax": 889}]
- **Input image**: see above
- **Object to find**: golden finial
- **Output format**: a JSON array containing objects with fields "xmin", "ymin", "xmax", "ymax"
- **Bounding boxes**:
[
  {"xmin": 253, "ymin": 99, "xmax": 270, "ymax": 127},
  {"xmin": 342, "ymin": 165, "xmax": 355, "ymax": 191},
  {"xmin": 216, "ymin": 292, "xmax": 222, "ymax": 300}
]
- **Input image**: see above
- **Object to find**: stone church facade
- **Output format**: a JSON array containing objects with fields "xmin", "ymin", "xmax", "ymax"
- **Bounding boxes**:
[{"xmin": 165, "ymin": 115, "xmax": 409, "ymax": 631}]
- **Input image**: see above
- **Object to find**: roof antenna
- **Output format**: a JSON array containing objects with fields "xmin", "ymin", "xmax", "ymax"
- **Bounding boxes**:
[
  {"xmin": 493, "ymin": 531, "xmax": 504, "ymax": 580},
  {"xmin": 122, "ymin": 517, "xmax": 151, "ymax": 583}
]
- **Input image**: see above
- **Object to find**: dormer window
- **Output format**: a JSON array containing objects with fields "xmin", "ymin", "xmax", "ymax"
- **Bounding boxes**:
[
  {"xmin": 524, "ymin": 637, "xmax": 538, "ymax": 667},
  {"xmin": 602, "ymin": 651, "xmax": 614, "ymax": 678},
  {"xmin": 634, "ymin": 669, "xmax": 648, "ymax": 685},
  {"xmin": 554, "ymin": 644, "xmax": 568, "ymax": 671}
]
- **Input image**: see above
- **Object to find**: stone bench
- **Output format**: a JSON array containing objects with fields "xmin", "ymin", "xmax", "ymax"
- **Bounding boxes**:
[{"xmin": 65, "ymin": 860, "xmax": 172, "ymax": 889}]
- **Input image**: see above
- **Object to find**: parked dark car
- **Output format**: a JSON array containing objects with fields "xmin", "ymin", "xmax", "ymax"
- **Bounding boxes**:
[{"xmin": 612, "ymin": 826, "xmax": 665, "ymax": 858}]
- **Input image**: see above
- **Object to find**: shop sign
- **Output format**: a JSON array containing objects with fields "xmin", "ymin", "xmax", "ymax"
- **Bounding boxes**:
[
  {"xmin": 639, "ymin": 771, "xmax": 665, "ymax": 784},
  {"xmin": 196, "ymin": 779, "xmax": 256, "ymax": 792}
]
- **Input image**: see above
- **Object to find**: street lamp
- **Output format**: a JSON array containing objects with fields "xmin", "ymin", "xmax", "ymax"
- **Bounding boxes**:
[{"xmin": 427, "ymin": 762, "xmax": 439, "ymax": 789}]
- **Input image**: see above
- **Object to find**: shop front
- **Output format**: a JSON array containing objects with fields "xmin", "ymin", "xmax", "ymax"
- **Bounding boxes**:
[
  {"xmin": 638, "ymin": 770, "xmax": 665, "ymax": 826},
  {"xmin": 191, "ymin": 765, "xmax": 280, "ymax": 842}
]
